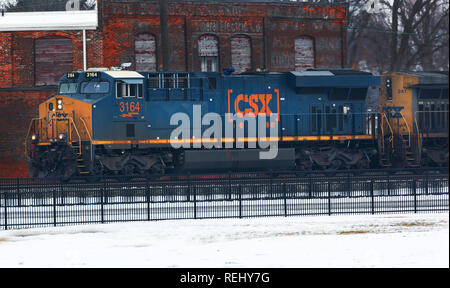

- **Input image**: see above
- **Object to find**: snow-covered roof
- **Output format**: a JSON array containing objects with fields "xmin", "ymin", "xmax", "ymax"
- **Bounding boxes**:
[{"xmin": 0, "ymin": 10, "xmax": 98, "ymax": 31}]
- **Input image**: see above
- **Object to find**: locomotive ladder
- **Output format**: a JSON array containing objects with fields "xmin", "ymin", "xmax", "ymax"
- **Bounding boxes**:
[
  {"xmin": 400, "ymin": 112, "xmax": 419, "ymax": 167},
  {"xmin": 74, "ymin": 117, "xmax": 94, "ymax": 176}
]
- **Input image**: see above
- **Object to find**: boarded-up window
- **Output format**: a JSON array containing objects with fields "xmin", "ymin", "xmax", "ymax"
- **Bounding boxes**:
[
  {"xmin": 295, "ymin": 36, "xmax": 314, "ymax": 71},
  {"xmin": 199, "ymin": 34, "xmax": 218, "ymax": 72},
  {"xmin": 231, "ymin": 35, "xmax": 251, "ymax": 73},
  {"xmin": 135, "ymin": 34, "xmax": 156, "ymax": 71},
  {"xmin": 35, "ymin": 37, "xmax": 73, "ymax": 86}
]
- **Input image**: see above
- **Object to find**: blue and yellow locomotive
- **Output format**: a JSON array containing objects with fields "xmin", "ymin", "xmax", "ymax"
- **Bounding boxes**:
[{"xmin": 25, "ymin": 68, "xmax": 389, "ymax": 177}]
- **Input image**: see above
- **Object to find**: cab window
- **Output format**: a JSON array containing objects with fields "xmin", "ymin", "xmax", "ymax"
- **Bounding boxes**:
[
  {"xmin": 81, "ymin": 82, "xmax": 110, "ymax": 94},
  {"xmin": 116, "ymin": 81, "xmax": 143, "ymax": 98},
  {"xmin": 59, "ymin": 83, "xmax": 78, "ymax": 94}
]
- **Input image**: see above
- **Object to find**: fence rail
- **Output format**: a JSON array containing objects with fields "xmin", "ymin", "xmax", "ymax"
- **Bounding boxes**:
[{"xmin": 0, "ymin": 172, "xmax": 448, "ymax": 230}]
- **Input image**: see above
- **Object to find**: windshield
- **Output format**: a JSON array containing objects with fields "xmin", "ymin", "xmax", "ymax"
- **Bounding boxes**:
[
  {"xmin": 81, "ymin": 82, "xmax": 110, "ymax": 94},
  {"xmin": 59, "ymin": 83, "xmax": 78, "ymax": 94}
]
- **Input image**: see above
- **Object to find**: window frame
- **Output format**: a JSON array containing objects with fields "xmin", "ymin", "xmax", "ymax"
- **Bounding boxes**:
[
  {"xmin": 80, "ymin": 81, "xmax": 110, "ymax": 94},
  {"xmin": 58, "ymin": 82, "xmax": 79, "ymax": 94},
  {"xmin": 116, "ymin": 81, "xmax": 144, "ymax": 99}
]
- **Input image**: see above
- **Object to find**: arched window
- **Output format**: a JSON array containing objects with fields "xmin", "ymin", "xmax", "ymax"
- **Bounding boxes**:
[
  {"xmin": 198, "ymin": 34, "xmax": 219, "ymax": 72},
  {"xmin": 231, "ymin": 35, "xmax": 251, "ymax": 73},
  {"xmin": 135, "ymin": 34, "xmax": 156, "ymax": 71},
  {"xmin": 35, "ymin": 36, "xmax": 73, "ymax": 86},
  {"xmin": 295, "ymin": 36, "xmax": 314, "ymax": 71}
]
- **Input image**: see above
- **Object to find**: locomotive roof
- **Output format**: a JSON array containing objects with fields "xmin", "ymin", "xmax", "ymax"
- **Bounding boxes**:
[
  {"xmin": 289, "ymin": 70, "xmax": 380, "ymax": 88},
  {"xmin": 395, "ymin": 71, "xmax": 449, "ymax": 85},
  {"xmin": 104, "ymin": 71, "xmax": 145, "ymax": 79}
]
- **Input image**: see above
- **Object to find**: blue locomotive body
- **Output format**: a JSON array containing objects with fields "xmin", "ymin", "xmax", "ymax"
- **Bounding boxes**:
[
  {"xmin": 73, "ymin": 70, "xmax": 379, "ymax": 142},
  {"xmin": 28, "ymin": 69, "xmax": 381, "ymax": 177}
]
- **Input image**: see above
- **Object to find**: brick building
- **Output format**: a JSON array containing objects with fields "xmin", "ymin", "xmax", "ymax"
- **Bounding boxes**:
[{"xmin": 0, "ymin": 0, "xmax": 347, "ymax": 177}]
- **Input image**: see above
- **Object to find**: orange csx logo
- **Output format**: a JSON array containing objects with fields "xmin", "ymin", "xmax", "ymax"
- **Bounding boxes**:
[{"xmin": 228, "ymin": 89, "xmax": 280, "ymax": 120}]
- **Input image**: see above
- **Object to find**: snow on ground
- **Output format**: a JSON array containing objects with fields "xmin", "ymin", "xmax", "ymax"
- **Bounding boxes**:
[{"xmin": 0, "ymin": 213, "xmax": 448, "ymax": 268}]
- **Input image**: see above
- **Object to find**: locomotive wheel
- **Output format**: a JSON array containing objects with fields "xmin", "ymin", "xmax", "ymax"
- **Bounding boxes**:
[
  {"xmin": 151, "ymin": 163, "xmax": 165, "ymax": 175},
  {"xmin": 356, "ymin": 158, "xmax": 370, "ymax": 170},
  {"xmin": 122, "ymin": 163, "xmax": 137, "ymax": 175},
  {"xmin": 329, "ymin": 159, "xmax": 343, "ymax": 170}
]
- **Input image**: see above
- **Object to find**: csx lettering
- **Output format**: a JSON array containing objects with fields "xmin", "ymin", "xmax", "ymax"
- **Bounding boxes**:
[{"xmin": 235, "ymin": 94, "xmax": 273, "ymax": 116}]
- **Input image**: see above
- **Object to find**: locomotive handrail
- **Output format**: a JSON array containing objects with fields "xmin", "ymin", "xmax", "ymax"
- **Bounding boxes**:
[
  {"xmin": 80, "ymin": 116, "xmax": 93, "ymax": 161},
  {"xmin": 414, "ymin": 111, "xmax": 422, "ymax": 156},
  {"xmin": 381, "ymin": 112, "xmax": 394, "ymax": 149},
  {"xmin": 378, "ymin": 113, "xmax": 386, "ymax": 153},
  {"xmin": 68, "ymin": 117, "xmax": 82, "ymax": 156},
  {"xmin": 24, "ymin": 118, "xmax": 42, "ymax": 160},
  {"xmin": 399, "ymin": 112, "xmax": 411, "ymax": 148}
]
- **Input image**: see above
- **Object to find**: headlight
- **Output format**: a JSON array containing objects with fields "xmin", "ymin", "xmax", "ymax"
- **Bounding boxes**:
[
  {"xmin": 31, "ymin": 134, "xmax": 39, "ymax": 143},
  {"xmin": 57, "ymin": 99, "xmax": 63, "ymax": 105},
  {"xmin": 58, "ymin": 133, "xmax": 67, "ymax": 141},
  {"xmin": 57, "ymin": 104, "xmax": 63, "ymax": 110}
]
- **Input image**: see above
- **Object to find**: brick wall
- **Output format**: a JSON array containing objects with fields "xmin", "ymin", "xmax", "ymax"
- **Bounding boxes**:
[
  {"xmin": 0, "ymin": 89, "xmax": 56, "ymax": 178},
  {"xmin": 101, "ymin": 1, "xmax": 347, "ymax": 72}
]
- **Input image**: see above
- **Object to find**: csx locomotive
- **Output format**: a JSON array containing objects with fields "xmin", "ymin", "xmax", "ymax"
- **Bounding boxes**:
[{"xmin": 24, "ymin": 69, "xmax": 448, "ymax": 178}]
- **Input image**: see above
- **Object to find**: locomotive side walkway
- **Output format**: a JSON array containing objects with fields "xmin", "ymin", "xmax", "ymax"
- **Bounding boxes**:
[{"xmin": 0, "ymin": 168, "xmax": 448, "ymax": 230}]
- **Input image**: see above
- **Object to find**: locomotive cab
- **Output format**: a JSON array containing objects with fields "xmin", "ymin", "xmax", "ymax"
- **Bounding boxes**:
[{"xmin": 25, "ymin": 69, "xmax": 145, "ymax": 176}]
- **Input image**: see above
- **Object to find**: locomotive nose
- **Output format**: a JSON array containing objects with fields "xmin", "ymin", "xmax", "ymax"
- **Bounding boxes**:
[{"xmin": 36, "ymin": 95, "xmax": 93, "ymax": 144}]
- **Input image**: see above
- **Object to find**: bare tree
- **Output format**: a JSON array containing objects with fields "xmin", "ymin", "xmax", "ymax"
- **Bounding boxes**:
[
  {"xmin": 0, "ymin": 0, "xmax": 18, "ymax": 10},
  {"xmin": 382, "ymin": 0, "xmax": 449, "ymax": 71},
  {"xmin": 346, "ymin": 0, "xmax": 448, "ymax": 72}
]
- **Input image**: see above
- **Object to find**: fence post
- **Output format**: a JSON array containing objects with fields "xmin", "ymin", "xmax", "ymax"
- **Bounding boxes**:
[
  {"xmin": 3, "ymin": 190, "xmax": 7, "ymax": 231},
  {"xmin": 270, "ymin": 171, "xmax": 273, "ymax": 198},
  {"xmin": 239, "ymin": 184, "xmax": 242, "ymax": 219},
  {"xmin": 193, "ymin": 185, "xmax": 197, "ymax": 220},
  {"xmin": 17, "ymin": 178, "xmax": 21, "ymax": 207},
  {"xmin": 413, "ymin": 179, "xmax": 417, "ymax": 213},
  {"xmin": 228, "ymin": 171, "xmax": 232, "ymax": 200},
  {"xmin": 370, "ymin": 180, "xmax": 374, "ymax": 215},
  {"xmin": 346, "ymin": 174, "xmax": 351, "ymax": 197},
  {"xmin": 53, "ymin": 183, "xmax": 57, "ymax": 227},
  {"xmin": 101, "ymin": 177, "xmax": 105, "ymax": 224},
  {"xmin": 328, "ymin": 181, "xmax": 331, "ymax": 216},
  {"xmin": 187, "ymin": 173, "xmax": 191, "ymax": 202},
  {"xmin": 60, "ymin": 178, "xmax": 65, "ymax": 206},
  {"xmin": 146, "ymin": 177, "xmax": 150, "ymax": 221},
  {"xmin": 309, "ymin": 177, "xmax": 312, "ymax": 198},
  {"xmin": 387, "ymin": 175, "xmax": 391, "ymax": 196},
  {"xmin": 283, "ymin": 183, "xmax": 287, "ymax": 217}
]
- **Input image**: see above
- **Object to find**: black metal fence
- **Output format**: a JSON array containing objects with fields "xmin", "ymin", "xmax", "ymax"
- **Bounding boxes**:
[{"xmin": 0, "ymin": 171, "xmax": 448, "ymax": 230}]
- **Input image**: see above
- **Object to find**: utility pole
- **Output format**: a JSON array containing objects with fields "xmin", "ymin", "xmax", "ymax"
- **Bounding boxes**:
[{"xmin": 159, "ymin": 0, "xmax": 169, "ymax": 72}]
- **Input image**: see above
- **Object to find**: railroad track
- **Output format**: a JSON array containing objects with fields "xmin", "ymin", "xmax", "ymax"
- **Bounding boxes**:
[{"xmin": 0, "ymin": 167, "xmax": 448, "ymax": 185}]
